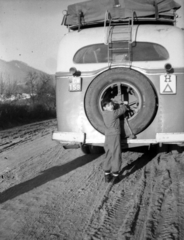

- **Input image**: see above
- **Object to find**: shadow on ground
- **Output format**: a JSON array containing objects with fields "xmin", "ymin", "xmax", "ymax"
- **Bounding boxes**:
[
  {"xmin": 1, "ymin": 144, "xmax": 182, "ymax": 203},
  {"xmin": 0, "ymin": 153, "xmax": 102, "ymax": 204},
  {"xmin": 119, "ymin": 144, "xmax": 184, "ymax": 182},
  {"xmin": 118, "ymin": 145, "xmax": 164, "ymax": 182}
]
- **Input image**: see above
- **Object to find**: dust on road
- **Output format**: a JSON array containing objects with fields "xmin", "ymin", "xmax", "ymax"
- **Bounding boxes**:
[{"xmin": 0, "ymin": 119, "xmax": 184, "ymax": 240}]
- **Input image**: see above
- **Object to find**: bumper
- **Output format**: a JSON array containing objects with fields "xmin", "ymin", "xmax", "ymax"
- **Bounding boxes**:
[
  {"xmin": 52, "ymin": 131, "xmax": 184, "ymax": 145},
  {"xmin": 156, "ymin": 133, "xmax": 184, "ymax": 143},
  {"xmin": 52, "ymin": 132, "xmax": 85, "ymax": 143}
]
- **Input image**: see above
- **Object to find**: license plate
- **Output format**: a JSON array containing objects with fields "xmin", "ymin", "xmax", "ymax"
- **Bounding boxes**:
[
  {"xmin": 160, "ymin": 74, "xmax": 176, "ymax": 94},
  {"xmin": 69, "ymin": 76, "xmax": 82, "ymax": 92}
]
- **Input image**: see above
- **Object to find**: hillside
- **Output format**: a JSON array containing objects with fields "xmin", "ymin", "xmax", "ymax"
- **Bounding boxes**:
[
  {"xmin": 0, "ymin": 59, "xmax": 55, "ymax": 87},
  {"xmin": 0, "ymin": 60, "xmax": 56, "ymax": 129}
]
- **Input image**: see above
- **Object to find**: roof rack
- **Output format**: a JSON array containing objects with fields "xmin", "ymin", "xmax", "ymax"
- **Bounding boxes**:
[{"xmin": 62, "ymin": 9, "xmax": 177, "ymax": 31}]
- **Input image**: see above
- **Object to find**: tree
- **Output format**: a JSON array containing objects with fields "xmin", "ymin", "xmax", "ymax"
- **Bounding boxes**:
[
  {"xmin": 37, "ymin": 73, "xmax": 56, "ymax": 110},
  {"xmin": 25, "ymin": 71, "xmax": 38, "ymax": 106},
  {"xmin": 0, "ymin": 72, "xmax": 18, "ymax": 99},
  {"xmin": 0, "ymin": 73, "xmax": 5, "ymax": 95}
]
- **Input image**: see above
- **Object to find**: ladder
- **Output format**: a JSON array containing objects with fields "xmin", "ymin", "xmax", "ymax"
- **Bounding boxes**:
[{"xmin": 104, "ymin": 11, "xmax": 133, "ymax": 67}]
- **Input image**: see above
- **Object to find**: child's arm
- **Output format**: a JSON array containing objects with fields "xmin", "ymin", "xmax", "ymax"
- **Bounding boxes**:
[{"xmin": 115, "ymin": 103, "xmax": 127, "ymax": 118}]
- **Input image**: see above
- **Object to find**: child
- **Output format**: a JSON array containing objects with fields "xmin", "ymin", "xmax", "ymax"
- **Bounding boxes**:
[{"xmin": 102, "ymin": 99, "xmax": 127, "ymax": 183}]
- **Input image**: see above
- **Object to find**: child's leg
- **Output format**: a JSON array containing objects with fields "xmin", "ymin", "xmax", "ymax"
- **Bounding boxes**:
[
  {"xmin": 103, "ymin": 137, "xmax": 112, "ymax": 172},
  {"xmin": 111, "ymin": 134, "xmax": 122, "ymax": 174}
]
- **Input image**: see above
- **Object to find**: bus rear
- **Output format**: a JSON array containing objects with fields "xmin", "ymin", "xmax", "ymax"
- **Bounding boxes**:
[{"xmin": 52, "ymin": 1, "xmax": 184, "ymax": 151}]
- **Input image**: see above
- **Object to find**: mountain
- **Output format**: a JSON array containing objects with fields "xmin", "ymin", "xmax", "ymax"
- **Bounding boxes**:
[{"xmin": 0, "ymin": 59, "xmax": 55, "ymax": 87}]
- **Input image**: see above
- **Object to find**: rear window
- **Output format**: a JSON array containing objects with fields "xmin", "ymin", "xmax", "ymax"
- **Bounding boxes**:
[{"xmin": 73, "ymin": 42, "xmax": 169, "ymax": 63}]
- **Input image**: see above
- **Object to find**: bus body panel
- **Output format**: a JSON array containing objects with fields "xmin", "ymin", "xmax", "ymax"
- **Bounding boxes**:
[
  {"xmin": 53, "ymin": 24, "xmax": 184, "ymax": 146},
  {"xmin": 57, "ymin": 25, "xmax": 184, "ymax": 72}
]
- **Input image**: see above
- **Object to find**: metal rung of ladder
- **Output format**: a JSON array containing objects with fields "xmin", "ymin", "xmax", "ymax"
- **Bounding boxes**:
[
  {"xmin": 104, "ymin": 11, "xmax": 133, "ymax": 67},
  {"xmin": 109, "ymin": 47, "xmax": 129, "ymax": 51}
]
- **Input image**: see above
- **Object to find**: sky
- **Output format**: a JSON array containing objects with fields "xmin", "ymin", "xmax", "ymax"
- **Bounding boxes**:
[{"xmin": 0, "ymin": 0, "xmax": 184, "ymax": 75}]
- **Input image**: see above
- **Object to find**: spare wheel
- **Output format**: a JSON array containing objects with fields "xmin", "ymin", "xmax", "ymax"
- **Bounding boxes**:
[{"xmin": 84, "ymin": 68, "xmax": 157, "ymax": 138}]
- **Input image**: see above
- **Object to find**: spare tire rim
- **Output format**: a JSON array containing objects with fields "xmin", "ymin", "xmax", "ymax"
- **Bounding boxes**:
[{"xmin": 99, "ymin": 82, "xmax": 142, "ymax": 120}]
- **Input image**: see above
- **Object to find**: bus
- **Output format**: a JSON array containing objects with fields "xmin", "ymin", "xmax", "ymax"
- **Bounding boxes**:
[{"xmin": 52, "ymin": 0, "xmax": 184, "ymax": 153}]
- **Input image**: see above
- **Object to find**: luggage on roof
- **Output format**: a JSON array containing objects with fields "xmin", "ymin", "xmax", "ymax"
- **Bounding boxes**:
[{"xmin": 63, "ymin": 0, "xmax": 181, "ymax": 28}]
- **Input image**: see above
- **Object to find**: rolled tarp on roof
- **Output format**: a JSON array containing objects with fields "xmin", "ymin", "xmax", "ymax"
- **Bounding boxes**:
[{"xmin": 64, "ymin": 0, "xmax": 181, "ymax": 26}]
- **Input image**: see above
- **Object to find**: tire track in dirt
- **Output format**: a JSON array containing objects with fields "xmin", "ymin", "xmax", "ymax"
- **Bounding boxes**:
[
  {"xmin": 83, "ymin": 147, "xmax": 184, "ymax": 240},
  {"xmin": 0, "ymin": 119, "xmax": 57, "ymax": 153},
  {"xmin": 148, "ymin": 154, "xmax": 176, "ymax": 240},
  {"xmin": 1, "ymin": 120, "xmax": 184, "ymax": 240},
  {"xmin": 6, "ymin": 152, "xmax": 106, "ymax": 240},
  {"xmin": 0, "ymin": 144, "xmax": 97, "ymax": 239},
  {"xmin": 82, "ymin": 150, "xmax": 149, "ymax": 240},
  {"xmin": 0, "ymin": 144, "xmax": 68, "ymax": 199},
  {"xmin": 0, "ymin": 122, "xmax": 106, "ymax": 240},
  {"xmin": 155, "ymin": 152, "xmax": 184, "ymax": 240},
  {"xmin": 0, "ymin": 119, "xmax": 57, "ymax": 180},
  {"xmin": 175, "ymin": 156, "xmax": 184, "ymax": 240}
]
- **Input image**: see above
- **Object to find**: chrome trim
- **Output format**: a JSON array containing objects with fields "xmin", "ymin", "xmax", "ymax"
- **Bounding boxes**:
[
  {"xmin": 56, "ymin": 67, "xmax": 184, "ymax": 78},
  {"xmin": 52, "ymin": 131, "xmax": 184, "ymax": 145},
  {"xmin": 52, "ymin": 131, "xmax": 85, "ymax": 143}
]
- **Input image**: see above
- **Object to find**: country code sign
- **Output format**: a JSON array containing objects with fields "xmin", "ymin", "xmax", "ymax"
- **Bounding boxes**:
[{"xmin": 160, "ymin": 74, "xmax": 176, "ymax": 94}]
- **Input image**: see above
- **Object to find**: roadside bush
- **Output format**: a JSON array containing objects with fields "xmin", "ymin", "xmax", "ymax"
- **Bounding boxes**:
[
  {"xmin": 29, "ymin": 104, "xmax": 56, "ymax": 120},
  {"xmin": 0, "ymin": 102, "xmax": 56, "ymax": 130}
]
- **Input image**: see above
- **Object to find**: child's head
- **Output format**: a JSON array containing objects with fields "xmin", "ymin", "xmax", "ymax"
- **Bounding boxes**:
[{"xmin": 102, "ymin": 99, "xmax": 114, "ymax": 111}]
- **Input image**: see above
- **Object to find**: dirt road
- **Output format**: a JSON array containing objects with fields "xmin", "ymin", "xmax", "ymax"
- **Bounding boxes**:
[{"xmin": 0, "ymin": 119, "xmax": 184, "ymax": 240}]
